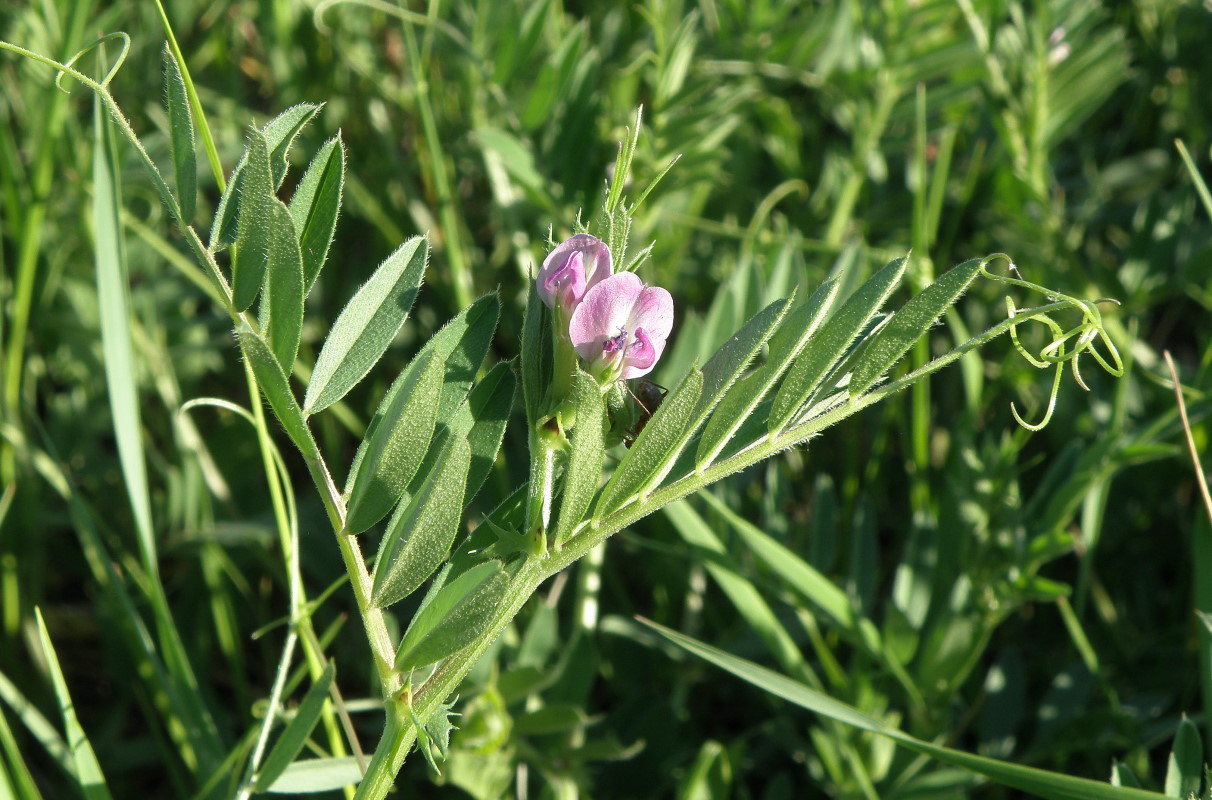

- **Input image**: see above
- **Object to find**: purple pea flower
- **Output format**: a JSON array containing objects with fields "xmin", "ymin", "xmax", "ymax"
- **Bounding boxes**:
[
  {"xmin": 536, "ymin": 234, "xmax": 613, "ymax": 311},
  {"xmin": 568, "ymin": 272, "xmax": 674, "ymax": 381}
]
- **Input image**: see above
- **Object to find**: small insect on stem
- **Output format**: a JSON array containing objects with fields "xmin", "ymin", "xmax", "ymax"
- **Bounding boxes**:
[{"xmin": 622, "ymin": 378, "xmax": 667, "ymax": 447}]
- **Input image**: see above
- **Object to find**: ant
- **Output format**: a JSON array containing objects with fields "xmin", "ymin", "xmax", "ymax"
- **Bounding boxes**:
[{"xmin": 606, "ymin": 378, "xmax": 667, "ymax": 448}]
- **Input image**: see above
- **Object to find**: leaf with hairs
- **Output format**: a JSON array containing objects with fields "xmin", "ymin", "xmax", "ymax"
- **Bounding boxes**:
[
  {"xmin": 237, "ymin": 322, "xmax": 318, "ymax": 461},
  {"xmin": 289, "ymin": 135, "xmax": 345, "ymax": 293},
  {"xmin": 697, "ymin": 278, "xmax": 840, "ymax": 466},
  {"xmin": 552, "ymin": 371, "xmax": 606, "ymax": 548},
  {"xmin": 395, "ymin": 561, "xmax": 509, "ymax": 670},
  {"xmin": 769, "ymin": 256, "xmax": 907, "ymax": 432},
  {"xmin": 344, "ymin": 294, "xmax": 500, "ymax": 502},
  {"xmin": 344, "ymin": 351, "xmax": 444, "ymax": 534},
  {"xmin": 211, "ymin": 104, "xmax": 322, "ymax": 250},
  {"xmin": 260, "ymin": 200, "xmax": 304, "ymax": 371},
  {"xmin": 230, "ymin": 129, "xmax": 274, "ymax": 311},
  {"xmin": 521, "ymin": 282, "xmax": 552, "ymax": 425},
  {"xmin": 161, "ymin": 44, "xmax": 195, "ymax": 222},
  {"xmin": 449, "ymin": 361, "xmax": 516, "ymax": 505},
  {"xmin": 848, "ymin": 257, "xmax": 982, "ymax": 398},
  {"xmin": 597, "ymin": 367, "xmax": 704, "ymax": 514},
  {"xmin": 372, "ymin": 437, "xmax": 471, "ymax": 608},
  {"xmin": 304, "ymin": 236, "xmax": 428, "ymax": 415}
]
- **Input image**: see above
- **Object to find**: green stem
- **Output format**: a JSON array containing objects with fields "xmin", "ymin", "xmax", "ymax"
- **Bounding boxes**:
[
  {"xmin": 398, "ymin": 15, "xmax": 473, "ymax": 311},
  {"xmin": 0, "ymin": 0, "xmax": 90, "ymax": 482}
]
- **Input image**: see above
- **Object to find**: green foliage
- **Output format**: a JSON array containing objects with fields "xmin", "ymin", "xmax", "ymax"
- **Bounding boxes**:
[
  {"xmin": 344, "ymin": 350, "xmax": 443, "ymax": 534},
  {"xmin": 1, "ymin": 1, "xmax": 1208, "ymax": 799},
  {"xmin": 303, "ymin": 235, "xmax": 428, "ymax": 415},
  {"xmin": 372, "ymin": 436, "xmax": 472, "ymax": 608},
  {"xmin": 253, "ymin": 662, "xmax": 336, "ymax": 793}
]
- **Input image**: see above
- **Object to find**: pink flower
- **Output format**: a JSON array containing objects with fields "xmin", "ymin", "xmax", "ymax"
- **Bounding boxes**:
[
  {"xmin": 536, "ymin": 234, "xmax": 614, "ymax": 311},
  {"xmin": 568, "ymin": 272, "xmax": 674, "ymax": 381}
]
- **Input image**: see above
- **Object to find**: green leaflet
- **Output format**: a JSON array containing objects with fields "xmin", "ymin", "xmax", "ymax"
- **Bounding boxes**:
[
  {"xmin": 304, "ymin": 236, "xmax": 428, "ymax": 415},
  {"xmin": 552, "ymin": 371, "xmax": 606, "ymax": 549},
  {"xmin": 260, "ymin": 200, "xmax": 305, "ymax": 372},
  {"xmin": 344, "ymin": 351, "xmax": 444, "ymax": 534},
  {"xmin": 697, "ymin": 277, "xmax": 840, "ymax": 467},
  {"xmin": 448, "ymin": 360, "xmax": 516, "ymax": 506},
  {"xmin": 231, "ymin": 129, "xmax": 274, "ymax": 312},
  {"xmin": 237, "ymin": 321, "xmax": 319, "ymax": 463},
  {"xmin": 161, "ymin": 44, "xmax": 195, "ymax": 223},
  {"xmin": 596, "ymin": 367, "xmax": 704, "ymax": 515},
  {"xmin": 252, "ymin": 663, "xmax": 336, "ymax": 793},
  {"xmin": 289, "ymin": 135, "xmax": 345, "ymax": 293},
  {"xmin": 520, "ymin": 282, "xmax": 552, "ymax": 425},
  {"xmin": 694, "ymin": 297, "xmax": 791, "ymax": 423},
  {"xmin": 769, "ymin": 256, "xmax": 908, "ymax": 432},
  {"xmin": 395, "ymin": 560, "xmax": 509, "ymax": 670},
  {"xmin": 261, "ymin": 104, "xmax": 323, "ymax": 188},
  {"xmin": 211, "ymin": 104, "xmax": 322, "ymax": 250},
  {"xmin": 848, "ymin": 257, "xmax": 983, "ymax": 398},
  {"xmin": 371, "ymin": 437, "xmax": 472, "ymax": 608},
  {"xmin": 343, "ymin": 294, "xmax": 500, "ymax": 507}
]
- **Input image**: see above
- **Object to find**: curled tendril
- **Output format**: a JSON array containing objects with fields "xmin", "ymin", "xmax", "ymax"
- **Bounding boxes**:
[
  {"xmin": 979, "ymin": 259, "xmax": 1124, "ymax": 432},
  {"xmin": 56, "ymin": 31, "xmax": 131, "ymax": 92}
]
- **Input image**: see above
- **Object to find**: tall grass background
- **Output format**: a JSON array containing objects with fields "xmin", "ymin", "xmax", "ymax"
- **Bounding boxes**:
[{"xmin": 1, "ymin": 0, "xmax": 1209, "ymax": 797}]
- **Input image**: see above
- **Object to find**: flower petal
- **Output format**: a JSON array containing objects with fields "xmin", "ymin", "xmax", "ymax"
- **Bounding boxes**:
[
  {"xmin": 620, "ymin": 327, "xmax": 659, "ymax": 379},
  {"xmin": 568, "ymin": 272, "xmax": 645, "ymax": 363},
  {"xmin": 625, "ymin": 286, "xmax": 674, "ymax": 342},
  {"xmin": 536, "ymin": 234, "xmax": 613, "ymax": 309}
]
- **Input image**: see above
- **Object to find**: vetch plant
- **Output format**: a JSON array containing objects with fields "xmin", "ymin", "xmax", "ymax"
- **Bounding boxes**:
[{"xmin": 2, "ymin": 28, "xmax": 1151, "ymax": 800}]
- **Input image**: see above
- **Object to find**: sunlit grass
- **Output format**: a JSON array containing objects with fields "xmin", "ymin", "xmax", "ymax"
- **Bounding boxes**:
[{"xmin": 1, "ymin": 0, "xmax": 1209, "ymax": 797}]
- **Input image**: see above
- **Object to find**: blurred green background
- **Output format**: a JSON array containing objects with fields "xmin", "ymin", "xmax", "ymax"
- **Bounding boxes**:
[{"xmin": 2, "ymin": 0, "xmax": 1210, "ymax": 797}]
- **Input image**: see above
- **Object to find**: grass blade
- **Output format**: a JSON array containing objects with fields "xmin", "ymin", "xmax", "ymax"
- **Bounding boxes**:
[
  {"xmin": 261, "ymin": 757, "xmax": 361, "ymax": 794},
  {"xmin": 303, "ymin": 236, "xmax": 428, "ymax": 415},
  {"xmin": 93, "ymin": 82, "xmax": 156, "ymax": 578},
  {"xmin": 644, "ymin": 619, "xmax": 1167, "ymax": 800},
  {"xmin": 34, "ymin": 609, "xmax": 113, "ymax": 800},
  {"xmin": 1164, "ymin": 717, "xmax": 1202, "ymax": 799},
  {"xmin": 252, "ymin": 663, "xmax": 336, "ymax": 793}
]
